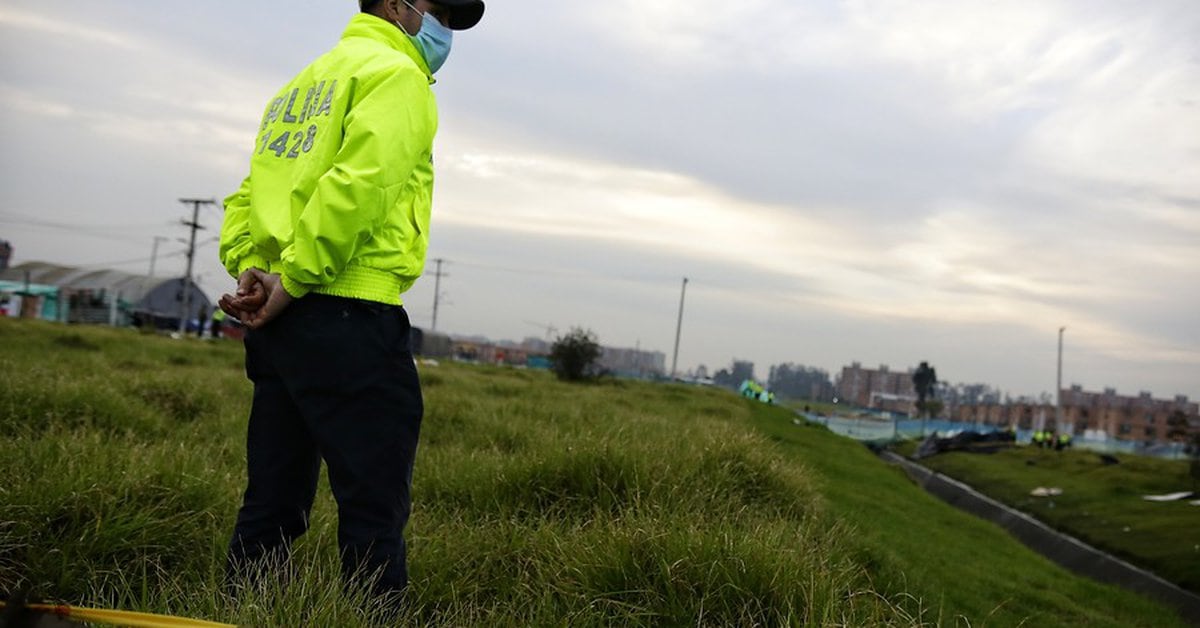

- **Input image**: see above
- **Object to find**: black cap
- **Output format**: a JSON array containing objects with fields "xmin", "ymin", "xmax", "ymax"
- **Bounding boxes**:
[{"xmin": 436, "ymin": 0, "xmax": 485, "ymax": 31}]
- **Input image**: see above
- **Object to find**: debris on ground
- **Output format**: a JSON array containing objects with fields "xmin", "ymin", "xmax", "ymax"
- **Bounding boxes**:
[
  {"xmin": 1141, "ymin": 491, "xmax": 1194, "ymax": 502},
  {"xmin": 913, "ymin": 430, "xmax": 1016, "ymax": 459},
  {"xmin": 1030, "ymin": 487, "xmax": 1063, "ymax": 497}
]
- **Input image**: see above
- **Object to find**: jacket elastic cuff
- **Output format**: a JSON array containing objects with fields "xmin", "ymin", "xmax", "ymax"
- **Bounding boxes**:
[
  {"xmin": 280, "ymin": 275, "xmax": 312, "ymax": 299},
  {"xmin": 237, "ymin": 255, "xmax": 272, "ymax": 276}
]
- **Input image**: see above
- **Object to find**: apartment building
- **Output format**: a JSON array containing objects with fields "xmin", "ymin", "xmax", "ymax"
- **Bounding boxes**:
[
  {"xmin": 597, "ymin": 346, "xmax": 665, "ymax": 379},
  {"xmin": 1060, "ymin": 386, "xmax": 1198, "ymax": 443},
  {"xmin": 953, "ymin": 385, "xmax": 1198, "ymax": 444},
  {"xmin": 951, "ymin": 402, "xmax": 1054, "ymax": 431},
  {"xmin": 835, "ymin": 362, "xmax": 918, "ymax": 414}
]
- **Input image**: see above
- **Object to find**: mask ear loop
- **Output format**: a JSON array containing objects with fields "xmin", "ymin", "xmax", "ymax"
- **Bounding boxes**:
[{"xmin": 394, "ymin": 0, "xmax": 419, "ymax": 36}]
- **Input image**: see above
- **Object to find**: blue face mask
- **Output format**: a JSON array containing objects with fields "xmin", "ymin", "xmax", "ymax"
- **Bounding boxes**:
[{"xmin": 397, "ymin": 2, "xmax": 453, "ymax": 74}]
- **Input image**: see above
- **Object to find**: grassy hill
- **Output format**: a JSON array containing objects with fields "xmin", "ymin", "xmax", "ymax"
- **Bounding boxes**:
[{"xmin": 0, "ymin": 318, "xmax": 1188, "ymax": 626}]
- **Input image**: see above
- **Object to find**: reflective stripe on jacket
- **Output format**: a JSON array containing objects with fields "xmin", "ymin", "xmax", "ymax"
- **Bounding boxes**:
[{"xmin": 220, "ymin": 13, "xmax": 437, "ymax": 305}]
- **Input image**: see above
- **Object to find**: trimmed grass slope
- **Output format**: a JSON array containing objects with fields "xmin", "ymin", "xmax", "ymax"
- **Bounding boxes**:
[
  {"xmin": 893, "ymin": 443, "xmax": 1199, "ymax": 593},
  {"xmin": 0, "ymin": 318, "xmax": 1187, "ymax": 626}
]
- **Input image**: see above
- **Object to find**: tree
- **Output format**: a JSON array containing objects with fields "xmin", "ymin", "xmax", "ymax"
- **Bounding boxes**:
[
  {"xmin": 912, "ymin": 361, "xmax": 938, "ymax": 417},
  {"xmin": 729, "ymin": 360, "xmax": 754, "ymax": 385},
  {"xmin": 550, "ymin": 327, "xmax": 602, "ymax": 382},
  {"xmin": 1166, "ymin": 410, "xmax": 1190, "ymax": 447},
  {"xmin": 912, "ymin": 361, "xmax": 938, "ymax": 436},
  {"xmin": 1189, "ymin": 432, "xmax": 1200, "ymax": 492},
  {"xmin": 712, "ymin": 360, "xmax": 754, "ymax": 390}
]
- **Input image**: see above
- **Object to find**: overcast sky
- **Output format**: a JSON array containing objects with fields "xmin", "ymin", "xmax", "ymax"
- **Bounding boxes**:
[{"xmin": 1, "ymin": 1, "xmax": 1198, "ymax": 400}]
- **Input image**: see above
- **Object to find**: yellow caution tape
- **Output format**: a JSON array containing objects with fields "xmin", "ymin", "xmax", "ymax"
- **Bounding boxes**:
[{"xmin": 0, "ymin": 601, "xmax": 236, "ymax": 628}]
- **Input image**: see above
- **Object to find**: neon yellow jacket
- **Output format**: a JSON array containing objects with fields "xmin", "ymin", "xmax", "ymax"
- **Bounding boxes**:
[{"xmin": 220, "ymin": 13, "xmax": 437, "ymax": 305}]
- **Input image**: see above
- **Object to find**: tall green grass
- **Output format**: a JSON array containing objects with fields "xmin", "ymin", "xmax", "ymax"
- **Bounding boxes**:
[{"xmin": 0, "ymin": 318, "xmax": 1187, "ymax": 626}]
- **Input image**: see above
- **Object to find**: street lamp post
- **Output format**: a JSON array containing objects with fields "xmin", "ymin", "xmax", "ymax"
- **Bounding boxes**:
[
  {"xmin": 1056, "ymin": 326, "xmax": 1065, "ymax": 432},
  {"xmin": 670, "ymin": 277, "xmax": 688, "ymax": 380}
]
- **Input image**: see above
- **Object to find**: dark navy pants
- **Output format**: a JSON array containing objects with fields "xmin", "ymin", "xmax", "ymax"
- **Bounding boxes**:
[{"xmin": 226, "ymin": 294, "xmax": 422, "ymax": 594}]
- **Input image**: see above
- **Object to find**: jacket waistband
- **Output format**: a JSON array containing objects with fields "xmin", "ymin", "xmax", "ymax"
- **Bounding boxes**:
[{"xmin": 310, "ymin": 264, "xmax": 404, "ymax": 306}]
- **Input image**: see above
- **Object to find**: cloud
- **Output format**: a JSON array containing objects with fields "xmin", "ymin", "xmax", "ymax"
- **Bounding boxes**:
[
  {"xmin": 0, "ymin": 6, "xmax": 144, "ymax": 50},
  {"xmin": 0, "ymin": 7, "xmax": 281, "ymax": 179},
  {"xmin": 432, "ymin": 137, "xmax": 1198, "ymax": 381},
  {"xmin": 1, "ymin": 0, "xmax": 1197, "ymax": 399},
  {"xmin": 434, "ymin": 143, "xmax": 865, "ymax": 279},
  {"xmin": 835, "ymin": 1, "xmax": 1200, "ymax": 201},
  {"xmin": 1144, "ymin": 202, "xmax": 1200, "ymax": 235},
  {"xmin": 0, "ymin": 84, "xmax": 74, "ymax": 117}
]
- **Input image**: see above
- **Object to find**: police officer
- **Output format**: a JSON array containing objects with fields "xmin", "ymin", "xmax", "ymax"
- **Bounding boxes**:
[{"xmin": 218, "ymin": 0, "xmax": 485, "ymax": 597}]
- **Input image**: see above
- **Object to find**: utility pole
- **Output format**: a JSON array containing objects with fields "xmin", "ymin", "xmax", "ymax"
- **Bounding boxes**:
[
  {"xmin": 429, "ymin": 257, "xmax": 447, "ymax": 331},
  {"xmin": 177, "ymin": 198, "xmax": 215, "ymax": 334},
  {"xmin": 670, "ymin": 276, "xmax": 688, "ymax": 380},
  {"xmin": 1056, "ymin": 326, "xmax": 1065, "ymax": 431}
]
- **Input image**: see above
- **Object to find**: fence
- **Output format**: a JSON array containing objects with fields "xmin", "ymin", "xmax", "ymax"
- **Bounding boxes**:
[{"xmin": 803, "ymin": 413, "xmax": 1193, "ymax": 460}]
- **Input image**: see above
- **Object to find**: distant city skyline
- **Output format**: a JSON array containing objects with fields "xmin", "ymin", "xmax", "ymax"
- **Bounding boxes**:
[{"xmin": 441, "ymin": 327, "xmax": 1195, "ymax": 404}]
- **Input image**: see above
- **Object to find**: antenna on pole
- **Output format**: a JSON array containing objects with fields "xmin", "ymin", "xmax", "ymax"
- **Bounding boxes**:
[
  {"xmin": 148, "ymin": 236, "xmax": 168, "ymax": 278},
  {"xmin": 177, "ymin": 198, "xmax": 215, "ymax": 335},
  {"xmin": 141, "ymin": 235, "xmax": 168, "ymax": 302},
  {"xmin": 671, "ymin": 276, "xmax": 688, "ymax": 380}
]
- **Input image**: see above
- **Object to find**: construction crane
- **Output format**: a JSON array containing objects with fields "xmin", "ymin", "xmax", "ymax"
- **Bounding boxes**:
[{"xmin": 523, "ymin": 320, "xmax": 558, "ymax": 341}]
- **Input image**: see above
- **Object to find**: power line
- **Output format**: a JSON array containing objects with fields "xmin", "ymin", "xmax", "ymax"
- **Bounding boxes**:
[
  {"xmin": 448, "ymin": 258, "xmax": 684, "ymax": 285},
  {"xmin": 448, "ymin": 259, "xmax": 587, "ymax": 279},
  {"xmin": 0, "ymin": 211, "xmax": 175, "ymax": 231},
  {"xmin": 82, "ymin": 248, "xmax": 188, "ymax": 268},
  {"xmin": 11, "ymin": 235, "xmax": 219, "ymax": 277},
  {"xmin": 0, "ymin": 216, "xmax": 162, "ymax": 245}
]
